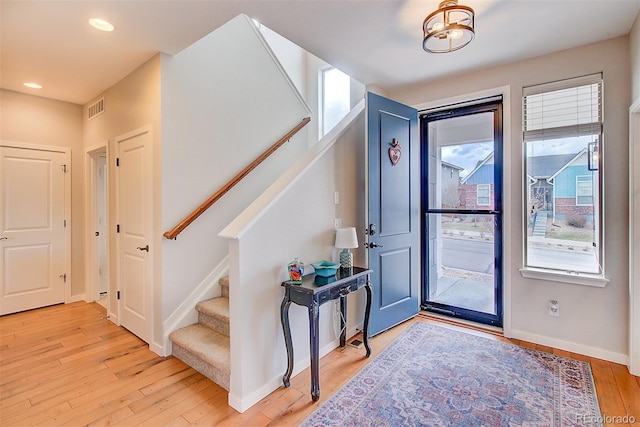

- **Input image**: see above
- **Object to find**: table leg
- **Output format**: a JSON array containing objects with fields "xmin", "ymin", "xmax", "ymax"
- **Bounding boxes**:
[
  {"xmin": 308, "ymin": 300, "xmax": 320, "ymax": 401},
  {"xmin": 280, "ymin": 296, "xmax": 293, "ymax": 387},
  {"xmin": 363, "ymin": 280, "xmax": 372, "ymax": 357},
  {"xmin": 339, "ymin": 295, "xmax": 347, "ymax": 347}
]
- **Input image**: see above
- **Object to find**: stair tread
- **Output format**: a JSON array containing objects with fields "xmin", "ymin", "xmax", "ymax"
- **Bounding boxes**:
[
  {"xmin": 169, "ymin": 324, "xmax": 230, "ymax": 368},
  {"xmin": 196, "ymin": 297, "xmax": 229, "ymax": 320}
]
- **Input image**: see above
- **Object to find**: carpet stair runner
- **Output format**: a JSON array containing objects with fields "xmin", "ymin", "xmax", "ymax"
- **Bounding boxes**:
[{"xmin": 169, "ymin": 276, "xmax": 230, "ymax": 391}]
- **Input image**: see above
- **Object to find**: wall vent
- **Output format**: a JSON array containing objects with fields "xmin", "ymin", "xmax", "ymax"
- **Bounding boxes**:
[{"xmin": 88, "ymin": 98, "xmax": 105, "ymax": 120}]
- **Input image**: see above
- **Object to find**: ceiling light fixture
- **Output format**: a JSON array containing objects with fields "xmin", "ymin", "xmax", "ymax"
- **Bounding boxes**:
[
  {"xmin": 24, "ymin": 82, "xmax": 42, "ymax": 89},
  {"xmin": 89, "ymin": 18, "xmax": 115, "ymax": 32},
  {"xmin": 423, "ymin": 0, "xmax": 474, "ymax": 53}
]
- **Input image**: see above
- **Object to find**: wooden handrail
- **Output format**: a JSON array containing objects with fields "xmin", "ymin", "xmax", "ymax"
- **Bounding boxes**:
[{"xmin": 163, "ymin": 117, "xmax": 311, "ymax": 240}]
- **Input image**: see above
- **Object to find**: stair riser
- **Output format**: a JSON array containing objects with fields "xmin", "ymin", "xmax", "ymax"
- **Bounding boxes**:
[
  {"xmin": 172, "ymin": 343, "xmax": 230, "ymax": 391},
  {"xmin": 198, "ymin": 312, "xmax": 230, "ymax": 337}
]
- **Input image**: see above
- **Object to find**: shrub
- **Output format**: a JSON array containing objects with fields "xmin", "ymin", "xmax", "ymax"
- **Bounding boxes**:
[{"xmin": 566, "ymin": 214, "xmax": 587, "ymax": 228}]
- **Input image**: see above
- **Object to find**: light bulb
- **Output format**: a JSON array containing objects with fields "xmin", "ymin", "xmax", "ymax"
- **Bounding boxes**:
[{"xmin": 448, "ymin": 29, "xmax": 463, "ymax": 39}]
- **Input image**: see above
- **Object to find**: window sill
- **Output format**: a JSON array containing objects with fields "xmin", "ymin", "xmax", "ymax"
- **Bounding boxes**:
[{"xmin": 519, "ymin": 267, "xmax": 609, "ymax": 288}]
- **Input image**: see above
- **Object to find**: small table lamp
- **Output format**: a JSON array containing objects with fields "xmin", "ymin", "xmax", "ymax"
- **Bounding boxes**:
[{"xmin": 335, "ymin": 227, "xmax": 358, "ymax": 269}]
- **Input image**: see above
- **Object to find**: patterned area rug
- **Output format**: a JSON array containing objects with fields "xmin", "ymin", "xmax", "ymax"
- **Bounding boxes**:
[{"xmin": 301, "ymin": 322, "xmax": 602, "ymax": 427}]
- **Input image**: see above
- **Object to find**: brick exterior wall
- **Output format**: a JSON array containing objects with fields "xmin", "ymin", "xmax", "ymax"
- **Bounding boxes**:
[
  {"xmin": 460, "ymin": 184, "xmax": 495, "ymax": 210},
  {"xmin": 555, "ymin": 197, "xmax": 594, "ymax": 218}
]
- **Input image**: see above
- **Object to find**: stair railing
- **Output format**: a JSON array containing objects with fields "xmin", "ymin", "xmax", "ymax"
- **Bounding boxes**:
[{"xmin": 163, "ymin": 117, "xmax": 311, "ymax": 240}]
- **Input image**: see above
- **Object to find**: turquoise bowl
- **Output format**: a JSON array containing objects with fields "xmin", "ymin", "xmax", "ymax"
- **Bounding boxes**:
[{"xmin": 311, "ymin": 260, "xmax": 340, "ymax": 277}]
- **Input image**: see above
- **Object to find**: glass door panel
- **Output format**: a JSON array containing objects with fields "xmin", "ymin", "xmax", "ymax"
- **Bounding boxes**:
[{"xmin": 426, "ymin": 213, "xmax": 496, "ymax": 314}]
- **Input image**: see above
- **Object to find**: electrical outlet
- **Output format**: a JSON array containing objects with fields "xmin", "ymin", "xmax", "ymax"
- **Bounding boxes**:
[
  {"xmin": 549, "ymin": 300, "xmax": 560, "ymax": 317},
  {"xmin": 334, "ymin": 218, "xmax": 342, "ymax": 229}
]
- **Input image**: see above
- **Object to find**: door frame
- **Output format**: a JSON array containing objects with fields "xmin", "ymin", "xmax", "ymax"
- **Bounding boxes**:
[
  {"xmin": 0, "ymin": 140, "xmax": 72, "ymax": 304},
  {"xmin": 413, "ymin": 86, "xmax": 513, "ymax": 335},
  {"xmin": 629, "ymin": 97, "xmax": 640, "ymax": 376},
  {"xmin": 84, "ymin": 142, "xmax": 110, "ymax": 306}
]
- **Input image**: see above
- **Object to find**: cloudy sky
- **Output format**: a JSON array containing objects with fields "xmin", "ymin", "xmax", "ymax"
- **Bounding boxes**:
[
  {"xmin": 441, "ymin": 141, "xmax": 493, "ymax": 178},
  {"xmin": 441, "ymin": 136, "xmax": 591, "ymax": 178}
]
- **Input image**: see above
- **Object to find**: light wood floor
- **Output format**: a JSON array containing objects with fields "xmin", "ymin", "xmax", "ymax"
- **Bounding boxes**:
[{"xmin": 1, "ymin": 302, "xmax": 638, "ymax": 426}]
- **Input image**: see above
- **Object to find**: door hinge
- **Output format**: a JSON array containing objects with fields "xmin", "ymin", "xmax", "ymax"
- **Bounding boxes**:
[
  {"xmin": 116, "ymin": 158, "xmax": 120, "ymax": 167},
  {"xmin": 61, "ymin": 164, "xmax": 68, "ymax": 173},
  {"xmin": 117, "ymin": 291, "xmax": 121, "ymax": 300},
  {"xmin": 64, "ymin": 219, "xmax": 67, "ymax": 228},
  {"xmin": 59, "ymin": 273, "xmax": 67, "ymax": 282},
  {"xmin": 116, "ymin": 224, "xmax": 120, "ymax": 233}
]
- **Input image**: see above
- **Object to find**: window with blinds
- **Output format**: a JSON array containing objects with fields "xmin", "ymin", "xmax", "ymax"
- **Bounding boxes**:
[{"xmin": 522, "ymin": 73, "xmax": 603, "ymax": 278}]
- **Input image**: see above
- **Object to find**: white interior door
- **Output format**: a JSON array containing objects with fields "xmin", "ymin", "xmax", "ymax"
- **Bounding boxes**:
[
  {"xmin": 95, "ymin": 154, "xmax": 108, "ymax": 295},
  {"xmin": 0, "ymin": 146, "xmax": 68, "ymax": 315},
  {"xmin": 117, "ymin": 127, "xmax": 153, "ymax": 343}
]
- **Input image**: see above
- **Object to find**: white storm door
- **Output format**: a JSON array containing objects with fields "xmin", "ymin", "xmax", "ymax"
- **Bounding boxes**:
[
  {"xmin": 0, "ymin": 146, "xmax": 67, "ymax": 315},
  {"xmin": 117, "ymin": 127, "xmax": 153, "ymax": 343}
]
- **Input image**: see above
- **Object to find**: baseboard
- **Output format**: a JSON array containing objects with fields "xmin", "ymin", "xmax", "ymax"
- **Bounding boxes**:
[
  {"xmin": 509, "ymin": 328, "xmax": 629, "ymax": 365},
  {"xmin": 69, "ymin": 294, "xmax": 87, "ymax": 303},
  {"xmin": 228, "ymin": 333, "xmax": 347, "ymax": 413},
  {"xmin": 161, "ymin": 256, "xmax": 229, "ymax": 355},
  {"xmin": 149, "ymin": 341, "xmax": 165, "ymax": 357}
]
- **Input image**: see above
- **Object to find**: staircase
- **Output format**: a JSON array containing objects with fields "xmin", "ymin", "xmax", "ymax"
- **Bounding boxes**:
[
  {"xmin": 532, "ymin": 211, "xmax": 548, "ymax": 237},
  {"xmin": 169, "ymin": 276, "xmax": 231, "ymax": 391}
]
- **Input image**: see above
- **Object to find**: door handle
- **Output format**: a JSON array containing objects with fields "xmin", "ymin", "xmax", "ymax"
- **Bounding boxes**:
[
  {"xmin": 0, "ymin": 237, "xmax": 7, "ymax": 241},
  {"xmin": 366, "ymin": 242, "xmax": 383, "ymax": 248},
  {"xmin": 137, "ymin": 245, "xmax": 149, "ymax": 252}
]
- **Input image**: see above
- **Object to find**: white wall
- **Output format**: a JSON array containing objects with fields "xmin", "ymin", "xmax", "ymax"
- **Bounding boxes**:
[
  {"xmin": 226, "ymin": 110, "xmax": 365, "ymax": 410},
  {"xmin": 631, "ymin": 12, "xmax": 640, "ymax": 101},
  {"xmin": 0, "ymin": 89, "xmax": 84, "ymax": 297},
  {"xmin": 160, "ymin": 15, "xmax": 310, "ymax": 330},
  {"xmin": 391, "ymin": 36, "xmax": 630, "ymax": 362}
]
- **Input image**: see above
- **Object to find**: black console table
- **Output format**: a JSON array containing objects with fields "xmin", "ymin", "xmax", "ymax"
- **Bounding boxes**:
[{"xmin": 280, "ymin": 266, "xmax": 372, "ymax": 402}]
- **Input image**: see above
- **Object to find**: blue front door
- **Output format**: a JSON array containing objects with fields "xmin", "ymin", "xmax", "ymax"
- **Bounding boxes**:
[{"xmin": 366, "ymin": 92, "xmax": 420, "ymax": 336}]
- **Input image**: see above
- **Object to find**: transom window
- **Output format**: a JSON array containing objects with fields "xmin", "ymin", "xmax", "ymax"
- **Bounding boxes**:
[
  {"xmin": 522, "ymin": 73, "xmax": 604, "ymax": 279},
  {"xmin": 320, "ymin": 67, "xmax": 350, "ymax": 138}
]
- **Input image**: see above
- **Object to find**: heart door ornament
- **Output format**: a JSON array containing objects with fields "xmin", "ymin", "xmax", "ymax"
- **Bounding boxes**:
[{"xmin": 388, "ymin": 138, "xmax": 402, "ymax": 166}]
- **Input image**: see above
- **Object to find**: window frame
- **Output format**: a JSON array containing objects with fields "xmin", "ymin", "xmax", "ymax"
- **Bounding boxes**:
[
  {"xmin": 477, "ymin": 183, "xmax": 491, "ymax": 206},
  {"xmin": 575, "ymin": 175, "xmax": 594, "ymax": 206},
  {"xmin": 520, "ymin": 73, "xmax": 608, "ymax": 287}
]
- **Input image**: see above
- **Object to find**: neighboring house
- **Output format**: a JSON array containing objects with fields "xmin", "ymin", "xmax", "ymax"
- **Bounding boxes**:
[
  {"xmin": 441, "ymin": 161, "xmax": 464, "ymax": 208},
  {"xmin": 460, "ymin": 152, "xmax": 495, "ymax": 210},
  {"xmin": 527, "ymin": 149, "xmax": 595, "ymax": 221}
]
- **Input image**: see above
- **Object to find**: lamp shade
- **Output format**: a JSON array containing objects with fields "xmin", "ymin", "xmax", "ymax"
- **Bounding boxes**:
[{"xmin": 335, "ymin": 227, "xmax": 358, "ymax": 249}]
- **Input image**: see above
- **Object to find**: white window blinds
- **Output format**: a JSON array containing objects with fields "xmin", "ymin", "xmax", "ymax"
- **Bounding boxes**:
[{"xmin": 523, "ymin": 73, "xmax": 602, "ymax": 142}]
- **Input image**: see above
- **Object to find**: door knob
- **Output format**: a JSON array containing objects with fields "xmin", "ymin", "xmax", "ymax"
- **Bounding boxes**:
[
  {"xmin": 366, "ymin": 242, "xmax": 383, "ymax": 248},
  {"xmin": 136, "ymin": 245, "xmax": 149, "ymax": 252}
]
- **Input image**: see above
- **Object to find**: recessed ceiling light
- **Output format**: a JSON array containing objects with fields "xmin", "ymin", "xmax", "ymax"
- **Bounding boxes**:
[
  {"xmin": 24, "ymin": 82, "xmax": 42, "ymax": 89},
  {"xmin": 89, "ymin": 18, "xmax": 114, "ymax": 32}
]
